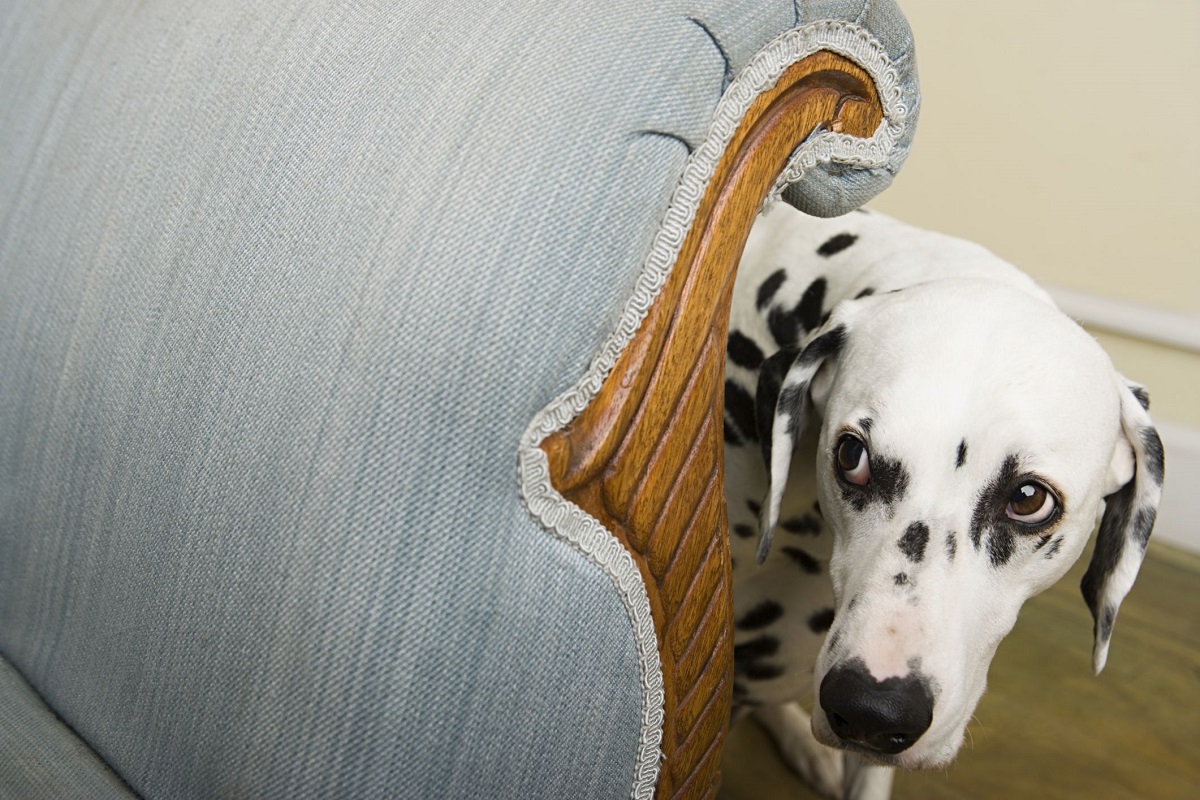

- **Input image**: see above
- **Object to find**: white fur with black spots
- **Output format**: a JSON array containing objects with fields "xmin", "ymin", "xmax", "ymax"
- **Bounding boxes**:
[{"xmin": 724, "ymin": 203, "xmax": 1164, "ymax": 800}]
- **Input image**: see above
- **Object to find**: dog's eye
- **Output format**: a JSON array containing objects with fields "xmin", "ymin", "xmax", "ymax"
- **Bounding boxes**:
[
  {"xmin": 1006, "ymin": 482, "xmax": 1057, "ymax": 525},
  {"xmin": 836, "ymin": 436, "xmax": 870, "ymax": 486}
]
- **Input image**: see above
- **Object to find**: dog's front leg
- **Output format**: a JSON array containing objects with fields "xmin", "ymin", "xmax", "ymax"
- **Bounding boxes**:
[
  {"xmin": 843, "ymin": 753, "xmax": 893, "ymax": 800},
  {"xmin": 753, "ymin": 702, "xmax": 844, "ymax": 799}
]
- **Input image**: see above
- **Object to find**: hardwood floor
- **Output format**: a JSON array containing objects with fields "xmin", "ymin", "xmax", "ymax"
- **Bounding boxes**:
[{"xmin": 718, "ymin": 541, "xmax": 1200, "ymax": 800}]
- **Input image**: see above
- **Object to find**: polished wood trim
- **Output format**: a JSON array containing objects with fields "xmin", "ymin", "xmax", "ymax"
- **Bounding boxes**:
[{"xmin": 540, "ymin": 51, "xmax": 883, "ymax": 800}]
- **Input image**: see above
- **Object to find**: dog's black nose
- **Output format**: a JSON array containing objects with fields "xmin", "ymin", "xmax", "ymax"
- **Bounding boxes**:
[{"xmin": 819, "ymin": 658, "xmax": 934, "ymax": 755}]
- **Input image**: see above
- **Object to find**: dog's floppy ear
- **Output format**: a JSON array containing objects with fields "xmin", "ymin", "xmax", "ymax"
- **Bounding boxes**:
[
  {"xmin": 753, "ymin": 322, "xmax": 849, "ymax": 563},
  {"xmin": 1080, "ymin": 378, "xmax": 1164, "ymax": 675}
]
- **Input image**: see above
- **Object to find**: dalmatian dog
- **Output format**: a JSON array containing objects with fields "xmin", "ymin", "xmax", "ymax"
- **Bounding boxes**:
[{"xmin": 723, "ymin": 202, "xmax": 1164, "ymax": 799}]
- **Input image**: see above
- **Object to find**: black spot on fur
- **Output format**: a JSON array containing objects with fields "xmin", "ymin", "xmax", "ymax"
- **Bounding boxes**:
[
  {"xmin": 733, "ymin": 523, "xmax": 755, "ymax": 539},
  {"xmin": 736, "ymin": 636, "xmax": 779, "ymax": 661},
  {"xmin": 723, "ymin": 421, "xmax": 743, "ymax": 446},
  {"xmin": 736, "ymin": 600, "xmax": 783, "ymax": 631},
  {"xmin": 858, "ymin": 417, "xmax": 873, "ymax": 435},
  {"xmin": 725, "ymin": 379, "xmax": 757, "ymax": 444},
  {"xmin": 727, "ymin": 330, "xmax": 765, "ymax": 371},
  {"xmin": 776, "ymin": 385, "xmax": 806, "ymax": 438},
  {"xmin": 742, "ymin": 662, "xmax": 784, "ymax": 680},
  {"xmin": 827, "ymin": 628, "xmax": 842, "ymax": 652},
  {"xmin": 1141, "ymin": 427, "xmax": 1164, "ymax": 487},
  {"xmin": 956, "ymin": 440, "xmax": 968, "ymax": 469},
  {"xmin": 970, "ymin": 455, "xmax": 1020, "ymax": 550},
  {"xmin": 817, "ymin": 232, "xmax": 858, "ymax": 257},
  {"xmin": 781, "ymin": 514, "xmax": 821, "ymax": 536},
  {"xmin": 1081, "ymin": 479, "xmax": 1134, "ymax": 622},
  {"xmin": 1133, "ymin": 507, "xmax": 1157, "ymax": 549},
  {"xmin": 1043, "ymin": 536, "xmax": 1063, "ymax": 559},
  {"xmin": 754, "ymin": 347, "xmax": 800, "ymax": 467},
  {"xmin": 1033, "ymin": 534, "xmax": 1052, "ymax": 551},
  {"xmin": 945, "ymin": 531, "xmax": 957, "ymax": 561},
  {"xmin": 841, "ymin": 448, "xmax": 910, "ymax": 512},
  {"xmin": 854, "ymin": 287, "xmax": 876, "ymax": 299},
  {"xmin": 894, "ymin": 572, "xmax": 908, "ymax": 586},
  {"xmin": 1099, "ymin": 605, "xmax": 1116, "ymax": 642},
  {"xmin": 768, "ymin": 278, "xmax": 828, "ymax": 346},
  {"xmin": 809, "ymin": 608, "xmax": 835, "ymax": 634},
  {"xmin": 871, "ymin": 454, "xmax": 909, "ymax": 506},
  {"xmin": 796, "ymin": 278, "xmax": 828, "ymax": 333},
  {"xmin": 987, "ymin": 529, "xmax": 1016, "ymax": 567},
  {"xmin": 732, "ymin": 682, "xmax": 760, "ymax": 707},
  {"xmin": 969, "ymin": 455, "xmax": 1040, "ymax": 567},
  {"xmin": 756, "ymin": 269, "xmax": 786, "ymax": 310},
  {"xmin": 782, "ymin": 546, "xmax": 821, "ymax": 574},
  {"xmin": 735, "ymin": 635, "xmax": 784, "ymax": 680},
  {"xmin": 798, "ymin": 324, "xmax": 847, "ymax": 366},
  {"xmin": 848, "ymin": 595, "xmax": 858, "ymax": 610},
  {"xmin": 768, "ymin": 306, "xmax": 800, "ymax": 348},
  {"xmin": 1130, "ymin": 386, "xmax": 1151, "ymax": 411},
  {"xmin": 898, "ymin": 522, "xmax": 930, "ymax": 563}
]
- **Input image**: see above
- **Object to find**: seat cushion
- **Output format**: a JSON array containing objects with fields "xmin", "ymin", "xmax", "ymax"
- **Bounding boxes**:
[{"xmin": 0, "ymin": 0, "xmax": 916, "ymax": 797}]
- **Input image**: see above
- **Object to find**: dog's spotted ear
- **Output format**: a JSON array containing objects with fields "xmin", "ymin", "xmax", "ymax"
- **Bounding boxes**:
[
  {"xmin": 1080, "ymin": 378, "xmax": 1164, "ymax": 675},
  {"xmin": 753, "ymin": 322, "xmax": 849, "ymax": 563}
]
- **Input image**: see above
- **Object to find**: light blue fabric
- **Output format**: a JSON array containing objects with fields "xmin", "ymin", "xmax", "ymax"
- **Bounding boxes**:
[
  {"xmin": 0, "ymin": 0, "xmax": 916, "ymax": 797},
  {"xmin": 0, "ymin": 656, "xmax": 135, "ymax": 799},
  {"xmin": 783, "ymin": 0, "xmax": 920, "ymax": 214}
]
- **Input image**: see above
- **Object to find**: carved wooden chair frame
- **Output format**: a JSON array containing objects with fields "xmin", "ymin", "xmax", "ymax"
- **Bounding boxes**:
[{"xmin": 539, "ymin": 51, "xmax": 885, "ymax": 798}]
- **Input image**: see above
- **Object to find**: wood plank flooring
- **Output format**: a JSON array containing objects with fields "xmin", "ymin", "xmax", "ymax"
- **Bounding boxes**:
[{"xmin": 718, "ymin": 541, "xmax": 1200, "ymax": 800}]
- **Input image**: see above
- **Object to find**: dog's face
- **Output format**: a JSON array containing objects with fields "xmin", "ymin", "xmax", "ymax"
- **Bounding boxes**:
[{"xmin": 755, "ymin": 280, "xmax": 1163, "ymax": 770}]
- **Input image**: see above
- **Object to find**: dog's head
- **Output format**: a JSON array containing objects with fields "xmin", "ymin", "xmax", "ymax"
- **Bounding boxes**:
[{"xmin": 755, "ymin": 279, "xmax": 1163, "ymax": 769}]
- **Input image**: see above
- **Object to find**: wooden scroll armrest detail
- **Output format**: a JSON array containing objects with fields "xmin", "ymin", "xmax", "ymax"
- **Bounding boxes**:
[{"xmin": 541, "ymin": 51, "xmax": 883, "ymax": 800}]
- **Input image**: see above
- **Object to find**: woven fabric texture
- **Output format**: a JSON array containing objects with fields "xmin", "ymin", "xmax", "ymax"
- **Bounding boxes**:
[{"xmin": 0, "ymin": 656, "xmax": 134, "ymax": 799}]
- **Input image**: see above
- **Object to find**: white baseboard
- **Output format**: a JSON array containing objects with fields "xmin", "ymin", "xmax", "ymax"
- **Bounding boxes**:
[
  {"xmin": 1043, "ymin": 284, "xmax": 1200, "ymax": 354},
  {"xmin": 1153, "ymin": 420, "xmax": 1200, "ymax": 555}
]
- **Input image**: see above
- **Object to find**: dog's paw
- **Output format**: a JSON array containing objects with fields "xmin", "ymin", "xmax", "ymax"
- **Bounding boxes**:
[
  {"xmin": 754, "ymin": 703, "xmax": 845, "ymax": 800},
  {"xmin": 843, "ymin": 753, "xmax": 894, "ymax": 800}
]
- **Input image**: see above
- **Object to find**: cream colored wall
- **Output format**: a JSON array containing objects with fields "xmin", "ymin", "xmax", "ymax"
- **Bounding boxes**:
[{"xmin": 868, "ymin": 0, "xmax": 1200, "ymax": 429}]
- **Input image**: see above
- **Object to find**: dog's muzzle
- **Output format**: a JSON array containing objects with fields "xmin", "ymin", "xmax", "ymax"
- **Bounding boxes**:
[{"xmin": 819, "ymin": 658, "xmax": 934, "ymax": 755}]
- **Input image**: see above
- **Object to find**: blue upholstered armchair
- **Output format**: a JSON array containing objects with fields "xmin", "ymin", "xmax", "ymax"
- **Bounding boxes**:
[{"xmin": 0, "ymin": 1, "xmax": 917, "ymax": 797}]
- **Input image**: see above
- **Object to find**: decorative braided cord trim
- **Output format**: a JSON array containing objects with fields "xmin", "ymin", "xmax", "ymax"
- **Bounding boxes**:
[{"xmin": 517, "ymin": 20, "xmax": 906, "ymax": 800}]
